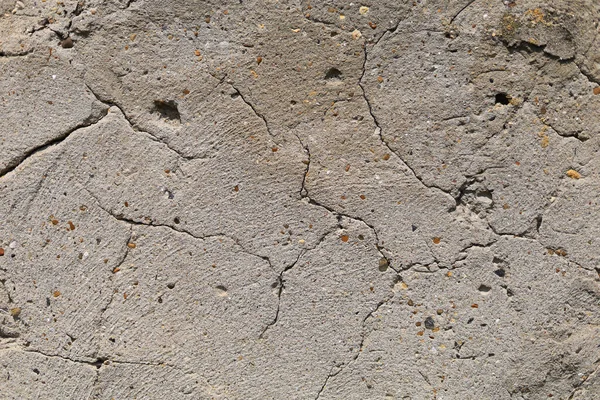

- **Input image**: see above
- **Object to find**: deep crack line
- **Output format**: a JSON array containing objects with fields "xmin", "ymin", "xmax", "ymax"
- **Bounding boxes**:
[
  {"xmin": 0, "ymin": 107, "xmax": 109, "ymax": 179},
  {"xmin": 83, "ymin": 84, "xmax": 200, "ymax": 162},
  {"xmin": 258, "ymin": 252, "xmax": 303, "ymax": 339},
  {"xmin": 358, "ymin": 43, "xmax": 454, "ymax": 201},
  {"xmin": 304, "ymin": 194, "xmax": 394, "ymax": 272},
  {"xmin": 449, "ymin": 0, "xmax": 479, "ymax": 25},
  {"xmin": 231, "ymin": 84, "xmax": 274, "ymax": 137}
]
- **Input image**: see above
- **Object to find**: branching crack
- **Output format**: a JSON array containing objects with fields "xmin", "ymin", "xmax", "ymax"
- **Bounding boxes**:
[
  {"xmin": 358, "ymin": 41, "xmax": 454, "ymax": 200},
  {"xmin": 83, "ymin": 84, "xmax": 199, "ymax": 161},
  {"xmin": 259, "ymin": 226, "xmax": 343, "ymax": 338},
  {"xmin": 306, "ymin": 194, "xmax": 393, "ymax": 272},
  {"xmin": 315, "ymin": 290, "xmax": 397, "ymax": 398},
  {"xmin": 258, "ymin": 252, "xmax": 302, "ymax": 339},
  {"xmin": 82, "ymin": 187, "xmax": 276, "ymax": 274}
]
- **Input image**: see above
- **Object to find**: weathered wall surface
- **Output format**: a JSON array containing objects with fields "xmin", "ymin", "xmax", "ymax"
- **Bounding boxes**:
[{"xmin": 1, "ymin": 0, "xmax": 600, "ymax": 398}]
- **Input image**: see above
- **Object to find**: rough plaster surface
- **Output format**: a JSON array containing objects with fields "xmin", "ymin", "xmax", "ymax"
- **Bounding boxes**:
[{"xmin": 1, "ymin": 0, "xmax": 600, "ymax": 399}]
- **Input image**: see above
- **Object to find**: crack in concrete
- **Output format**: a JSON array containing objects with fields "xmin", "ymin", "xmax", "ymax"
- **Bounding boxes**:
[
  {"xmin": 231, "ymin": 84, "xmax": 274, "ymax": 137},
  {"xmin": 568, "ymin": 360, "xmax": 600, "ymax": 399},
  {"xmin": 0, "ymin": 107, "xmax": 109, "ymax": 180},
  {"xmin": 82, "ymin": 186, "xmax": 276, "ymax": 270},
  {"xmin": 293, "ymin": 125, "xmax": 394, "ymax": 271},
  {"xmin": 258, "ymin": 222, "xmax": 346, "ymax": 339},
  {"xmin": 315, "ymin": 288, "xmax": 398, "ymax": 398},
  {"xmin": 83, "ymin": 84, "xmax": 199, "ymax": 162},
  {"xmin": 358, "ymin": 41, "xmax": 455, "ymax": 201},
  {"xmin": 7, "ymin": 347, "xmax": 172, "ymax": 369},
  {"xmin": 258, "ymin": 252, "xmax": 302, "ymax": 339},
  {"xmin": 449, "ymin": 0, "xmax": 479, "ymax": 25},
  {"xmin": 97, "ymin": 224, "xmax": 132, "ymax": 333}
]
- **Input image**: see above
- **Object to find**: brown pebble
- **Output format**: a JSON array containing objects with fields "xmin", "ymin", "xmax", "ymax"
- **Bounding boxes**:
[
  {"xmin": 566, "ymin": 169, "xmax": 581, "ymax": 179},
  {"xmin": 340, "ymin": 235, "xmax": 349, "ymax": 242},
  {"xmin": 379, "ymin": 257, "xmax": 389, "ymax": 270},
  {"xmin": 60, "ymin": 37, "xmax": 74, "ymax": 48},
  {"xmin": 10, "ymin": 307, "xmax": 21, "ymax": 317},
  {"xmin": 53, "ymin": 290, "xmax": 61, "ymax": 297},
  {"xmin": 68, "ymin": 221, "xmax": 75, "ymax": 231},
  {"xmin": 432, "ymin": 237, "xmax": 441, "ymax": 244},
  {"xmin": 256, "ymin": 56, "xmax": 263, "ymax": 65},
  {"xmin": 593, "ymin": 87, "xmax": 600, "ymax": 95},
  {"xmin": 382, "ymin": 153, "xmax": 390, "ymax": 160},
  {"xmin": 437, "ymin": 309, "xmax": 443, "ymax": 315},
  {"xmin": 127, "ymin": 243, "xmax": 136, "ymax": 249},
  {"xmin": 0, "ymin": 248, "xmax": 4, "ymax": 256},
  {"xmin": 51, "ymin": 219, "xmax": 59, "ymax": 225},
  {"xmin": 471, "ymin": 303, "xmax": 479, "ymax": 308}
]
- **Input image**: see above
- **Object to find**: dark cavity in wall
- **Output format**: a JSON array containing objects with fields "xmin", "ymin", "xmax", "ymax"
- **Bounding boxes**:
[
  {"xmin": 152, "ymin": 100, "xmax": 181, "ymax": 123},
  {"xmin": 495, "ymin": 93, "xmax": 511, "ymax": 105},
  {"xmin": 325, "ymin": 68, "xmax": 342, "ymax": 80}
]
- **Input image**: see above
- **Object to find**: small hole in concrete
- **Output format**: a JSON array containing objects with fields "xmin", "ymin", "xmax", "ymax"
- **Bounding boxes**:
[
  {"xmin": 167, "ymin": 283, "xmax": 175, "ymax": 289},
  {"xmin": 325, "ymin": 67, "xmax": 342, "ymax": 80},
  {"xmin": 215, "ymin": 285, "xmax": 228, "ymax": 296},
  {"xmin": 494, "ymin": 268, "xmax": 505, "ymax": 277},
  {"xmin": 173, "ymin": 217, "xmax": 180, "ymax": 224},
  {"xmin": 495, "ymin": 93, "xmax": 510, "ymax": 105},
  {"xmin": 478, "ymin": 284, "xmax": 492, "ymax": 293},
  {"xmin": 152, "ymin": 100, "xmax": 180, "ymax": 123}
]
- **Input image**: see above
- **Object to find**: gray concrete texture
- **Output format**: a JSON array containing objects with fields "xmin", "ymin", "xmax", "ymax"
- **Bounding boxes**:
[{"xmin": 1, "ymin": 0, "xmax": 600, "ymax": 398}]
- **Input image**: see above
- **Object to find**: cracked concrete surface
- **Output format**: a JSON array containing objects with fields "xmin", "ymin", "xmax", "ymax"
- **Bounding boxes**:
[{"xmin": 1, "ymin": 0, "xmax": 600, "ymax": 399}]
